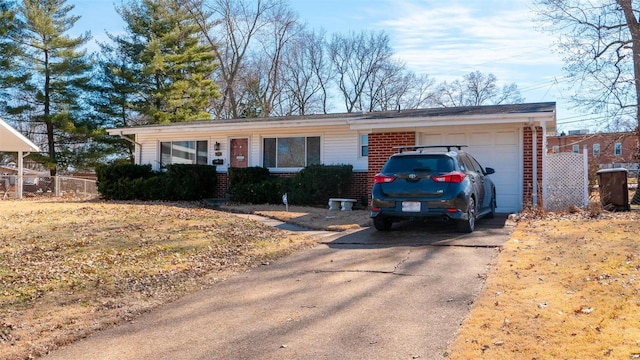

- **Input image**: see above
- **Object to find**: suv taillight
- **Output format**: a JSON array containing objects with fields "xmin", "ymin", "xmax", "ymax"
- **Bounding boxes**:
[
  {"xmin": 374, "ymin": 173, "xmax": 395, "ymax": 184},
  {"xmin": 432, "ymin": 171, "xmax": 465, "ymax": 184}
]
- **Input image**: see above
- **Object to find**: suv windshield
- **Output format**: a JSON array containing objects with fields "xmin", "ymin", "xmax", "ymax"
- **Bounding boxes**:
[{"xmin": 381, "ymin": 155, "xmax": 454, "ymax": 173}]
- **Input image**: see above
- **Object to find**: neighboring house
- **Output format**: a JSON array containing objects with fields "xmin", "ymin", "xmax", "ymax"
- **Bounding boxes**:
[
  {"xmin": 547, "ymin": 130, "xmax": 639, "ymax": 175},
  {"xmin": 107, "ymin": 102, "xmax": 556, "ymax": 213}
]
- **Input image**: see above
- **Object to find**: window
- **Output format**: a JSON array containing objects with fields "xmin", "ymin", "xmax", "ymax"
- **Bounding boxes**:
[
  {"xmin": 593, "ymin": 144, "xmax": 600, "ymax": 157},
  {"xmin": 160, "ymin": 140, "xmax": 208, "ymax": 167},
  {"xmin": 572, "ymin": 144, "xmax": 579, "ymax": 153},
  {"xmin": 614, "ymin": 142, "xmax": 622, "ymax": 156},
  {"xmin": 552, "ymin": 145, "xmax": 559, "ymax": 153},
  {"xmin": 461, "ymin": 154, "xmax": 485, "ymax": 174},
  {"xmin": 263, "ymin": 136, "xmax": 320, "ymax": 168},
  {"xmin": 360, "ymin": 134, "xmax": 368, "ymax": 157}
]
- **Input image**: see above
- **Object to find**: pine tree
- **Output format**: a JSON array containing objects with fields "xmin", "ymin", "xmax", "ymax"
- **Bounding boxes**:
[
  {"xmin": 0, "ymin": 0, "xmax": 94, "ymax": 175},
  {"xmin": 112, "ymin": 0, "xmax": 219, "ymax": 124},
  {"xmin": 0, "ymin": 1, "xmax": 29, "ymax": 101},
  {"xmin": 89, "ymin": 40, "xmax": 142, "ymax": 163}
]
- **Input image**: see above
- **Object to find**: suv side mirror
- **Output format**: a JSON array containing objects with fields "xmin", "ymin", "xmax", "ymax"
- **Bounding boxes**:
[{"xmin": 484, "ymin": 167, "xmax": 495, "ymax": 175}]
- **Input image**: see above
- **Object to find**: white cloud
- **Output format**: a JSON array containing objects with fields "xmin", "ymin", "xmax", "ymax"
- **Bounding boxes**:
[{"xmin": 375, "ymin": 0, "xmax": 563, "ymax": 81}]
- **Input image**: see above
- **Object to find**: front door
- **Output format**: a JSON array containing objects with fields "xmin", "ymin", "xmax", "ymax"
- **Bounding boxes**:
[{"xmin": 230, "ymin": 138, "xmax": 248, "ymax": 168}]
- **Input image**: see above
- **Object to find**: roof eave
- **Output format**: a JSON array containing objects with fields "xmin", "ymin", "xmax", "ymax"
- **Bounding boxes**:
[
  {"xmin": 347, "ymin": 111, "xmax": 556, "ymax": 131},
  {"xmin": 0, "ymin": 118, "xmax": 41, "ymax": 152},
  {"xmin": 107, "ymin": 118, "xmax": 355, "ymax": 136}
]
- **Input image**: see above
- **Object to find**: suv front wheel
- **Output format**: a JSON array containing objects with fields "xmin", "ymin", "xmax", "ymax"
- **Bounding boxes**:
[{"xmin": 456, "ymin": 197, "xmax": 476, "ymax": 233}]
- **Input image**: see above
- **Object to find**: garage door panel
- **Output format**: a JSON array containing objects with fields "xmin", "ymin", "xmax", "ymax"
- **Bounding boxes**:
[
  {"xmin": 495, "ymin": 130, "xmax": 518, "ymax": 145},
  {"xmin": 446, "ymin": 133, "xmax": 466, "ymax": 144},
  {"xmin": 470, "ymin": 132, "xmax": 491, "ymax": 146},
  {"xmin": 421, "ymin": 128, "xmax": 521, "ymax": 212}
]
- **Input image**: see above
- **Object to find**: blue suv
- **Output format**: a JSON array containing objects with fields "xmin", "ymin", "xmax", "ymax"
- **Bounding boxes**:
[{"xmin": 370, "ymin": 145, "xmax": 496, "ymax": 233}]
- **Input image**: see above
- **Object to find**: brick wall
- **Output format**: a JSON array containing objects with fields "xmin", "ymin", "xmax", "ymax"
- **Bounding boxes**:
[
  {"xmin": 547, "ymin": 131, "xmax": 639, "ymax": 170},
  {"xmin": 215, "ymin": 172, "xmax": 228, "ymax": 199},
  {"xmin": 367, "ymin": 132, "xmax": 417, "ymax": 203},
  {"xmin": 350, "ymin": 171, "xmax": 369, "ymax": 207},
  {"xmin": 523, "ymin": 127, "xmax": 544, "ymax": 208}
]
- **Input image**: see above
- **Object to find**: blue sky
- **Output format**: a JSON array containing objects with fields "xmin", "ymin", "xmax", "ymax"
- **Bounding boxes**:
[{"xmin": 70, "ymin": 0, "xmax": 589, "ymax": 133}]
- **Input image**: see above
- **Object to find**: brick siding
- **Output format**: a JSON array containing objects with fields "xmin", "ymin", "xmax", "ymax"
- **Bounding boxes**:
[
  {"xmin": 523, "ymin": 127, "xmax": 544, "ymax": 208},
  {"xmin": 547, "ymin": 131, "xmax": 639, "ymax": 174},
  {"xmin": 215, "ymin": 172, "xmax": 228, "ymax": 199},
  {"xmin": 367, "ymin": 132, "xmax": 417, "ymax": 205},
  {"xmin": 350, "ymin": 171, "xmax": 369, "ymax": 207}
]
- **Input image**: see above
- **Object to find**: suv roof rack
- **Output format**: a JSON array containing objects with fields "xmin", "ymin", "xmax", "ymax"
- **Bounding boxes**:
[{"xmin": 393, "ymin": 145, "xmax": 468, "ymax": 153}]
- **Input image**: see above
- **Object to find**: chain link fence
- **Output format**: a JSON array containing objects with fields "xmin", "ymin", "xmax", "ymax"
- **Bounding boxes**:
[{"xmin": 0, "ymin": 175, "xmax": 98, "ymax": 199}]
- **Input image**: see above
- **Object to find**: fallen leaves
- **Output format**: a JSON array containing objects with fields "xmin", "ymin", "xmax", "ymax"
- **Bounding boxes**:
[
  {"xmin": 0, "ymin": 200, "xmax": 317, "ymax": 360},
  {"xmin": 447, "ymin": 210, "xmax": 640, "ymax": 359},
  {"xmin": 574, "ymin": 306, "xmax": 594, "ymax": 314}
]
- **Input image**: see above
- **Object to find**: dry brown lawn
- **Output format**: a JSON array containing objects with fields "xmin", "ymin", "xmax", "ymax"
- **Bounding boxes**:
[
  {"xmin": 448, "ymin": 208, "xmax": 640, "ymax": 359},
  {"xmin": 0, "ymin": 200, "xmax": 320, "ymax": 360},
  {"xmin": 1, "ymin": 199, "xmax": 639, "ymax": 359}
]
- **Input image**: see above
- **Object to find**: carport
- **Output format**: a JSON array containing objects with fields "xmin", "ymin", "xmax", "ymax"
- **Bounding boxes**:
[{"xmin": 0, "ymin": 118, "xmax": 41, "ymax": 199}]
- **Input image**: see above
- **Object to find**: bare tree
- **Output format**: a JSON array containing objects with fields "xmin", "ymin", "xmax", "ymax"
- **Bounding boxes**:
[
  {"xmin": 185, "ymin": 0, "xmax": 279, "ymax": 119},
  {"xmin": 535, "ymin": 0, "xmax": 639, "ymax": 128},
  {"xmin": 248, "ymin": 3, "xmax": 301, "ymax": 117},
  {"xmin": 406, "ymin": 74, "xmax": 439, "ymax": 109},
  {"xmin": 535, "ymin": 0, "xmax": 640, "ymax": 202},
  {"xmin": 329, "ymin": 30, "xmax": 393, "ymax": 113},
  {"xmin": 435, "ymin": 71, "xmax": 523, "ymax": 107},
  {"xmin": 361, "ymin": 59, "xmax": 437, "ymax": 112},
  {"xmin": 276, "ymin": 28, "xmax": 332, "ymax": 116},
  {"xmin": 362, "ymin": 58, "xmax": 406, "ymax": 112}
]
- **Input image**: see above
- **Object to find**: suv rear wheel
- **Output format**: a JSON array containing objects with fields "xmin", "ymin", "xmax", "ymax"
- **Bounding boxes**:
[
  {"xmin": 456, "ymin": 197, "xmax": 475, "ymax": 233},
  {"xmin": 373, "ymin": 215, "xmax": 392, "ymax": 231}
]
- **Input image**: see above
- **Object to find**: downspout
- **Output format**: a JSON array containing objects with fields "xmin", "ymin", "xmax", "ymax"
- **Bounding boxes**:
[
  {"xmin": 541, "ymin": 121, "xmax": 547, "ymax": 209},
  {"xmin": 17, "ymin": 151, "xmax": 23, "ymax": 199},
  {"xmin": 117, "ymin": 132, "xmax": 142, "ymax": 164}
]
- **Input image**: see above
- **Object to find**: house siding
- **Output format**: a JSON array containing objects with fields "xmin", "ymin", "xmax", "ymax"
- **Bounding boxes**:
[
  {"xmin": 115, "ymin": 103, "xmax": 556, "ymax": 210},
  {"xmin": 137, "ymin": 129, "xmax": 370, "ymax": 204},
  {"xmin": 136, "ymin": 126, "xmax": 366, "ymax": 172}
]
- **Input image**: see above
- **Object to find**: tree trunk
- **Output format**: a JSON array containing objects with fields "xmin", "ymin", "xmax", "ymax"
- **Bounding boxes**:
[
  {"xmin": 44, "ymin": 48, "xmax": 56, "ymax": 177},
  {"xmin": 617, "ymin": 0, "xmax": 640, "ymax": 205}
]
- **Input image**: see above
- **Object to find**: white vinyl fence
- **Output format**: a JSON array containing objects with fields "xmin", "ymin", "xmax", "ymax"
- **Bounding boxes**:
[{"xmin": 545, "ymin": 150, "xmax": 589, "ymax": 211}]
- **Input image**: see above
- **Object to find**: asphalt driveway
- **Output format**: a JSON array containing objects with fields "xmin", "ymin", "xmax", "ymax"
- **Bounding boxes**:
[{"xmin": 44, "ymin": 215, "xmax": 514, "ymax": 360}]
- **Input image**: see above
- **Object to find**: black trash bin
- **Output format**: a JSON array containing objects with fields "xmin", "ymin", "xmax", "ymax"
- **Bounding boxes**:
[{"xmin": 597, "ymin": 168, "xmax": 630, "ymax": 211}]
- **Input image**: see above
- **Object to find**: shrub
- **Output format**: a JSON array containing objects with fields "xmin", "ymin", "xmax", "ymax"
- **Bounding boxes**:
[
  {"xmin": 96, "ymin": 164, "xmax": 154, "ymax": 200},
  {"xmin": 167, "ymin": 164, "xmax": 217, "ymax": 200},
  {"xmin": 228, "ymin": 167, "xmax": 290, "ymax": 204},
  {"xmin": 289, "ymin": 164, "xmax": 353, "ymax": 206},
  {"xmin": 96, "ymin": 163, "xmax": 217, "ymax": 200},
  {"xmin": 228, "ymin": 166, "xmax": 271, "ymax": 186}
]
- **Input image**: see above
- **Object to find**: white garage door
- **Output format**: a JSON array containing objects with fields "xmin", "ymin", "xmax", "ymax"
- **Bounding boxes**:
[{"xmin": 420, "ymin": 127, "xmax": 521, "ymax": 213}]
